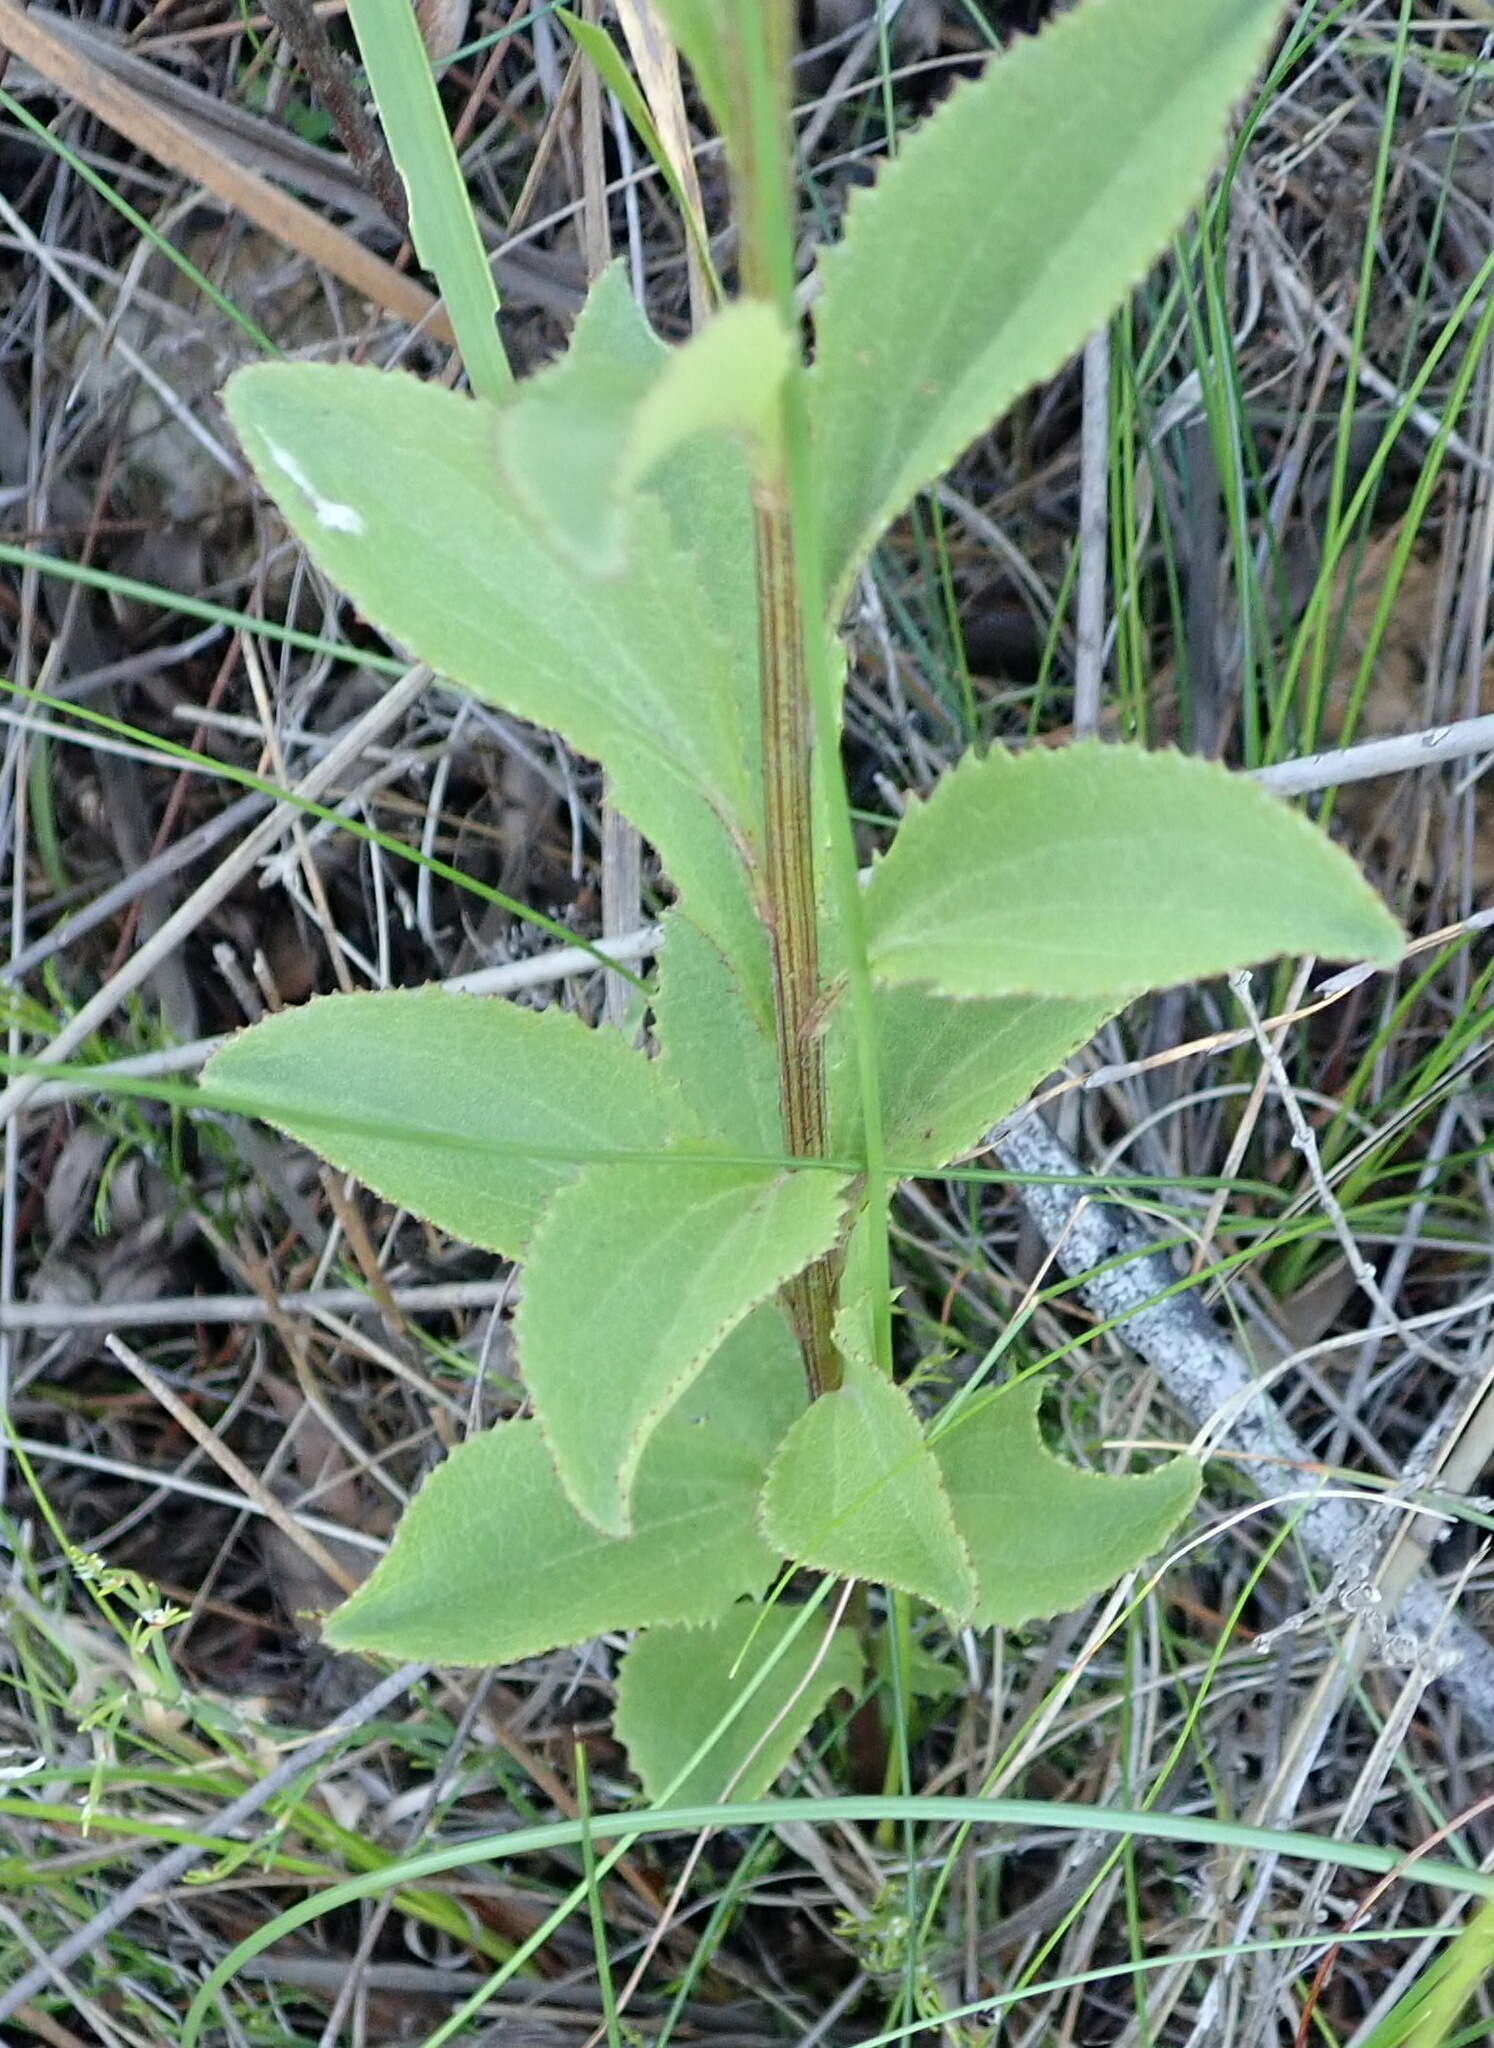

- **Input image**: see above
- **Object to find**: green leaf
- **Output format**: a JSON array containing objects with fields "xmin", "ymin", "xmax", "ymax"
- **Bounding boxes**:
[
  {"xmin": 932, "ymin": 1378, "xmax": 1201, "ymax": 1629},
  {"xmin": 323, "ymin": 1309, "xmax": 805, "ymax": 1664},
  {"xmin": 514, "ymin": 271, "xmax": 765, "ymax": 870},
  {"xmin": 614, "ymin": 1602, "xmax": 862, "ymax": 1803},
  {"xmin": 831, "ymin": 987, "xmax": 1115, "ymax": 1174},
  {"xmin": 653, "ymin": 913, "xmax": 781, "ymax": 1155},
  {"xmin": 653, "ymin": 915, "xmax": 1104, "ymax": 1186},
  {"xmin": 810, "ymin": 0, "xmax": 1291, "ymax": 601},
  {"xmin": 874, "ymin": 990, "xmax": 1114, "ymax": 1170},
  {"xmin": 520, "ymin": 1159, "xmax": 850, "ymax": 1535},
  {"xmin": 497, "ymin": 273, "xmax": 792, "ymax": 573},
  {"xmin": 552, "ymin": 274, "xmax": 763, "ymax": 810},
  {"xmin": 649, "ymin": 425, "xmax": 760, "ymax": 700},
  {"xmin": 864, "ymin": 744, "xmax": 1404, "ymax": 1000},
  {"xmin": 623, "ymin": 301, "xmax": 789, "ymax": 473},
  {"xmin": 761, "ymin": 1361, "xmax": 976, "ymax": 1620},
  {"xmin": 223, "ymin": 361, "xmax": 764, "ymax": 984},
  {"xmin": 202, "ymin": 991, "xmax": 671, "ymax": 1259},
  {"xmin": 653, "ymin": 915, "xmax": 1109, "ymax": 1202},
  {"xmin": 551, "ymin": 245, "xmax": 668, "ymax": 378}
]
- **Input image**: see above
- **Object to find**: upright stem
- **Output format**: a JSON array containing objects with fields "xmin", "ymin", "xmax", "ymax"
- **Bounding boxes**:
[
  {"xmin": 755, "ymin": 477, "xmax": 839, "ymax": 1392},
  {"xmin": 733, "ymin": 20, "xmax": 896, "ymax": 1790},
  {"xmin": 733, "ymin": 3, "xmax": 842, "ymax": 1398}
]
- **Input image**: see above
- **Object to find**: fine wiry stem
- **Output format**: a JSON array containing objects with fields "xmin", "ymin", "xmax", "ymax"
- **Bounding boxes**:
[{"xmin": 1072, "ymin": 322, "xmax": 1110, "ymax": 735}]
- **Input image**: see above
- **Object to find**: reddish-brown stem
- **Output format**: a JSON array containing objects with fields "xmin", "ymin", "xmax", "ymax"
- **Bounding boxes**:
[{"xmin": 753, "ymin": 481, "xmax": 841, "ymax": 1394}]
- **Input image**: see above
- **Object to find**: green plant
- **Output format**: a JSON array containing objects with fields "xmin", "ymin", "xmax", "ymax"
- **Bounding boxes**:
[{"xmin": 205, "ymin": 0, "xmax": 1401, "ymax": 1800}]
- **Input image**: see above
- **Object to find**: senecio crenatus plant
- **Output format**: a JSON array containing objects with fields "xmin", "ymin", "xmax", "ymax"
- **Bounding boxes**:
[{"xmin": 209, "ymin": 0, "xmax": 1401, "ymax": 1799}]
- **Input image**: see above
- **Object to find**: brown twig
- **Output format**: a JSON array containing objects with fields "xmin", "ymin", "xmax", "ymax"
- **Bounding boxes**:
[{"xmin": 258, "ymin": 0, "xmax": 410, "ymax": 233}]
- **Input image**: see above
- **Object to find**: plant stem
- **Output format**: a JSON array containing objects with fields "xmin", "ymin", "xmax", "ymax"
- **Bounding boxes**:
[
  {"xmin": 754, "ymin": 476, "xmax": 839, "ymax": 1392},
  {"xmin": 729, "ymin": 6, "xmax": 843, "ymax": 1398}
]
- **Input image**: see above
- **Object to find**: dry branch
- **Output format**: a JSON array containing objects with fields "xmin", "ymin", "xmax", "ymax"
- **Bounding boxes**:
[{"xmin": 996, "ymin": 1110, "xmax": 1494, "ymax": 1744}]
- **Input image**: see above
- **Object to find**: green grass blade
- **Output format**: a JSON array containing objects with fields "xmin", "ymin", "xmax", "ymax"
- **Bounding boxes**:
[
  {"xmin": 1360, "ymin": 1898, "xmax": 1494, "ymax": 2048},
  {"xmin": 0, "ymin": 88, "xmax": 279, "ymax": 356},
  {"xmin": 345, "ymin": 0, "xmax": 512, "ymax": 398},
  {"xmin": 180, "ymin": 1792, "xmax": 1494, "ymax": 2047}
]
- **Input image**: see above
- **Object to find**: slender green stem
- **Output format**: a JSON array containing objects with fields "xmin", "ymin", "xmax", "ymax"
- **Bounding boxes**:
[{"xmin": 573, "ymin": 1743, "xmax": 624, "ymax": 2048}]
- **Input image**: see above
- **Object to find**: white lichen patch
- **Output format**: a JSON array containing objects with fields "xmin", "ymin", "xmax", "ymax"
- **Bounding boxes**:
[{"xmin": 261, "ymin": 437, "xmax": 367, "ymax": 535}]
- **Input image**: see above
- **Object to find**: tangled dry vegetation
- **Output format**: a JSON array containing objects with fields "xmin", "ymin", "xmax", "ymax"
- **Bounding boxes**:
[{"xmin": 0, "ymin": 3, "xmax": 1492, "ymax": 2044}]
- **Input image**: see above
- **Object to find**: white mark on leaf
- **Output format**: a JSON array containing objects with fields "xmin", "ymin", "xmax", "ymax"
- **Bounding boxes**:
[{"xmin": 262, "ymin": 437, "xmax": 366, "ymax": 535}]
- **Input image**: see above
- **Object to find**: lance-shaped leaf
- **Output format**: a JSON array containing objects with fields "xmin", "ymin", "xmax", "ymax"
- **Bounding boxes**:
[
  {"xmin": 872, "ymin": 990, "xmax": 1114, "ymax": 1171},
  {"xmin": 520, "ymin": 1158, "xmax": 851, "ymax": 1536},
  {"xmin": 810, "ymin": 0, "xmax": 1291, "ymax": 602},
  {"xmin": 505, "ymin": 276, "xmax": 769, "ymax": 1017},
  {"xmin": 761, "ymin": 1361, "xmax": 976, "ymax": 1621},
  {"xmin": 323, "ymin": 1308, "xmax": 804, "ymax": 1665},
  {"xmin": 615, "ymin": 1602, "xmax": 862, "ymax": 1804},
  {"xmin": 224, "ymin": 361, "xmax": 763, "ymax": 984},
  {"xmin": 864, "ymin": 744, "xmax": 1404, "ymax": 1001},
  {"xmin": 203, "ymin": 990, "xmax": 672, "ymax": 1259},
  {"xmin": 932, "ymin": 1377, "xmax": 1201, "ymax": 1629},
  {"xmin": 497, "ymin": 271, "xmax": 792, "ymax": 574}
]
